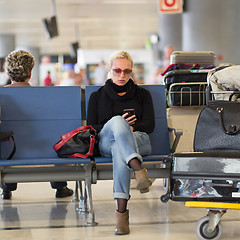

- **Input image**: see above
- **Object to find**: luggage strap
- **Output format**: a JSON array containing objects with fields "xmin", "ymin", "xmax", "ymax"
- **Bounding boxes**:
[{"xmin": 0, "ymin": 131, "xmax": 16, "ymax": 160}]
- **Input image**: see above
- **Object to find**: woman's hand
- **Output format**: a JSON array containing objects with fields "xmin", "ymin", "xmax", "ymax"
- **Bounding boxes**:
[{"xmin": 122, "ymin": 112, "xmax": 136, "ymax": 129}]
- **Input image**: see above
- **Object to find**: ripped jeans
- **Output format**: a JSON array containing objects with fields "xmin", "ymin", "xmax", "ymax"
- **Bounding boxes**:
[{"xmin": 98, "ymin": 116, "xmax": 152, "ymax": 200}]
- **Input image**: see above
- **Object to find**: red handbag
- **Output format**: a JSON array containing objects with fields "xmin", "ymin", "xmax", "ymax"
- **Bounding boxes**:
[{"xmin": 53, "ymin": 125, "xmax": 98, "ymax": 158}]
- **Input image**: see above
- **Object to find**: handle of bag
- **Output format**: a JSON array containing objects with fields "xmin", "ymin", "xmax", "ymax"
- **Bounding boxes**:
[
  {"xmin": 217, "ymin": 108, "xmax": 240, "ymax": 135},
  {"xmin": 7, "ymin": 135, "xmax": 16, "ymax": 160},
  {"xmin": 62, "ymin": 125, "xmax": 94, "ymax": 141},
  {"xmin": 0, "ymin": 131, "xmax": 16, "ymax": 160},
  {"xmin": 53, "ymin": 125, "xmax": 96, "ymax": 152}
]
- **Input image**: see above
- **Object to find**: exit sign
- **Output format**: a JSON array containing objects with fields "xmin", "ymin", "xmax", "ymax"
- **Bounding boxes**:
[{"xmin": 159, "ymin": 0, "xmax": 183, "ymax": 13}]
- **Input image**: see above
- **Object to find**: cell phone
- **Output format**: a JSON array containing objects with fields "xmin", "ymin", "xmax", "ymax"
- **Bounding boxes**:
[{"xmin": 123, "ymin": 108, "xmax": 135, "ymax": 117}]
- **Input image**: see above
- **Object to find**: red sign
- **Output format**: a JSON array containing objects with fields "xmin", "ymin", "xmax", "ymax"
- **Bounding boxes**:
[{"xmin": 159, "ymin": 0, "xmax": 183, "ymax": 13}]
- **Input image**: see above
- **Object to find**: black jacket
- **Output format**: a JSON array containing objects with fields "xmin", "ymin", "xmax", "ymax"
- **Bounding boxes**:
[{"xmin": 87, "ymin": 79, "xmax": 155, "ymax": 134}]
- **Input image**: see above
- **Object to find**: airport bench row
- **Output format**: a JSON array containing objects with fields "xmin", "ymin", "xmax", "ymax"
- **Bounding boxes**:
[{"xmin": 0, "ymin": 85, "xmax": 182, "ymax": 225}]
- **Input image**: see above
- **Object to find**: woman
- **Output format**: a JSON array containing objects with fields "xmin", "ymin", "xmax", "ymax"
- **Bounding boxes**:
[
  {"xmin": 87, "ymin": 51, "xmax": 155, "ymax": 235},
  {"xmin": 1, "ymin": 50, "xmax": 73, "ymax": 200},
  {"xmin": 5, "ymin": 50, "xmax": 34, "ymax": 87}
]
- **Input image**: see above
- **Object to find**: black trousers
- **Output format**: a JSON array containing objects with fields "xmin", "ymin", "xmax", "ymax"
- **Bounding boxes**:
[{"xmin": 1, "ymin": 182, "xmax": 67, "ymax": 191}]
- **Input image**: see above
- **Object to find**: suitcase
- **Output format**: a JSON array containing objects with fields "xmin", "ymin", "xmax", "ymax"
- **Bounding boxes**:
[
  {"xmin": 170, "ymin": 51, "xmax": 216, "ymax": 67},
  {"xmin": 165, "ymin": 152, "xmax": 240, "ymax": 203},
  {"xmin": 164, "ymin": 69, "xmax": 209, "ymax": 106}
]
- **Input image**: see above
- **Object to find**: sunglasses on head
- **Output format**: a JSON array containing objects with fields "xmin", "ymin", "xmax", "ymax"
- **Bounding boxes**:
[{"xmin": 112, "ymin": 68, "xmax": 132, "ymax": 76}]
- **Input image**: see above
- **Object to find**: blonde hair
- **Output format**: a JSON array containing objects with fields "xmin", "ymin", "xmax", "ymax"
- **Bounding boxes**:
[
  {"xmin": 109, "ymin": 50, "xmax": 134, "ymax": 68},
  {"xmin": 6, "ymin": 50, "xmax": 35, "ymax": 82}
]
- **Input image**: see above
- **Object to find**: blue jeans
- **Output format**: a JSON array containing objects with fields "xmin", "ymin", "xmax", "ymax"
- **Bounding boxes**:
[{"xmin": 99, "ymin": 116, "xmax": 152, "ymax": 200}]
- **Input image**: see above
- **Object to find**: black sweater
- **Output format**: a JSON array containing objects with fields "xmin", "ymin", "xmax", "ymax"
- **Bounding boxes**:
[{"xmin": 87, "ymin": 79, "xmax": 155, "ymax": 134}]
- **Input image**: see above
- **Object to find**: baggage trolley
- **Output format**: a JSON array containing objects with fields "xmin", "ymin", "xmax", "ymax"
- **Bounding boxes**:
[
  {"xmin": 161, "ymin": 152, "xmax": 240, "ymax": 240},
  {"xmin": 161, "ymin": 71, "xmax": 240, "ymax": 239}
]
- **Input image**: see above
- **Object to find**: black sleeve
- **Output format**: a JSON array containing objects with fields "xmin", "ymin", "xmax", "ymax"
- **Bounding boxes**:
[
  {"xmin": 86, "ymin": 92, "xmax": 104, "ymax": 132},
  {"xmin": 133, "ymin": 89, "xmax": 155, "ymax": 134}
]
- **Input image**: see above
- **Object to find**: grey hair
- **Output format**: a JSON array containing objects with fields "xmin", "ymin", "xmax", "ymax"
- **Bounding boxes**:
[
  {"xmin": 6, "ymin": 50, "xmax": 35, "ymax": 82},
  {"xmin": 109, "ymin": 50, "xmax": 134, "ymax": 68}
]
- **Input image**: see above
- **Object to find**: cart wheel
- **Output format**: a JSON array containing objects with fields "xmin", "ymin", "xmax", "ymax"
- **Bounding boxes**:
[
  {"xmin": 195, "ymin": 216, "xmax": 222, "ymax": 240},
  {"xmin": 160, "ymin": 193, "xmax": 169, "ymax": 203}
]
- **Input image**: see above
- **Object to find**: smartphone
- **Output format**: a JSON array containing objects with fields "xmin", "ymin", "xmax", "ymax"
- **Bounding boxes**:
[{"xmin": 123, "ymin": 108, "xmax": 135, "ymax": 117}]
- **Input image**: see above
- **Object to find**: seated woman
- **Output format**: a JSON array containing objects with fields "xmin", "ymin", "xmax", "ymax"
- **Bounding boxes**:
[{"xmin": 87, "ymin": 50, "xmax": 155, "ymax": 235}]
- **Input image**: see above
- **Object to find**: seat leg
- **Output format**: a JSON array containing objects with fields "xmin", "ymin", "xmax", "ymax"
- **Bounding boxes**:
[
  {"xmin": 84, "ymin": 164, "xmax": 98, "ymax": 226},
  {"xmin": 73, "ymin": 181, "xmax": 79, "ymax": 202},
  {"xmin": 75, "ymin": 181, "xmax": 88, "ymax": 213}
]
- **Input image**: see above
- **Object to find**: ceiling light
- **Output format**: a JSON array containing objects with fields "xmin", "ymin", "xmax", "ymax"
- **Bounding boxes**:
[{"xmin": 150, "ymin": 33, "xmax": 160, "ymax": 44}]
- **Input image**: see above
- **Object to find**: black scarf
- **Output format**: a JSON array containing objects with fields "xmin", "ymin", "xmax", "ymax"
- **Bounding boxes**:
[
  {"xmin": 104, "ymin": 79, "xmax": 137, "ymax": 101},
  {"xmin": 98, "ymin": 79, "xmax": 138, "ymax": 123}
]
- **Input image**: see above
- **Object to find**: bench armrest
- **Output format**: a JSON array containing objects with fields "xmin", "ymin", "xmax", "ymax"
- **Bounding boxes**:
[{"xmin": 168, "ymin": 127, "xmax": 183, "ymax": 153}]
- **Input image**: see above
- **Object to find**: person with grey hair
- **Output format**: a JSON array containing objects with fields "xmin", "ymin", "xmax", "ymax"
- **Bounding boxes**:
[
  {"xmin": 87, "ymin": 50, "xmax": 155, "ymax": 235},
  {"xmin": 1, "ymin": 50, "xmax": 74, "ymax": 200}
]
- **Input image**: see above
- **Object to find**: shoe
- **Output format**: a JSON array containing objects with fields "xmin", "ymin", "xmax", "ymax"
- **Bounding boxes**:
[
  {"xmin": 115, "ymin": 210, "xmax": 130, "ymax": 235},
  {"xmin": 139, "ymin": 178, "xmax": 156, "ymax": 193},
  {"xmin": 55, "ymin": 187, "xmax": 74, "ymax": 198},
  {"xmin": 2, "ymin": 190, "xmax": 12, "ymax": 200},
  {"xmin": 134, "ymin": 168, "xmax": 152, "ymax": 193}
]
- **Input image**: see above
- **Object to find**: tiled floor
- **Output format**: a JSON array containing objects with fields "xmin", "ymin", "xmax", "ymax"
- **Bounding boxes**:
[{"xmin": 0, "ymin": 179, "xmax": 240, "ymax": 240}]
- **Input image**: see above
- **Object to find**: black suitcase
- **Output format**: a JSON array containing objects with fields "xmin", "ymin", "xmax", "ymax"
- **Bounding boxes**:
[
  {"xmin": 164, "ymin": 69, "xmax": 209, "ymax": 106},
  {"xmin": 163, "ymin": 152, "xmax": 240, "ymax": 203}
]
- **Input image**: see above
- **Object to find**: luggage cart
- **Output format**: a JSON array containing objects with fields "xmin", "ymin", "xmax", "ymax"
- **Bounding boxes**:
[
  {"xmin": 161, "ymin": 71, "xmax": 240, "ymax": 239},
  {"xmin": 161, "ymin": 152, "xmax": 240, "ymax": 240}
]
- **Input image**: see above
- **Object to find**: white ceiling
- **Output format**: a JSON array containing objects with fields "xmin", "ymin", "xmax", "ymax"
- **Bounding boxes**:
[{"xmin": 0, "ymin": 0, "xmax": 159, "ymax": 56}]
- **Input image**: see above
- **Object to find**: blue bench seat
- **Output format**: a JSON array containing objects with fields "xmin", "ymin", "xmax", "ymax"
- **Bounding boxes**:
[{"xmin": 0, "ymin": 85, "xmax": 182, "ymax": 226}]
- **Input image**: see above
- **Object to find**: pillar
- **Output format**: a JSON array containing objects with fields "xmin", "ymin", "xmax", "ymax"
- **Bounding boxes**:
[
  {"xmin": 158, "ymin": 13, "xmax": 182, "ymax": 53},
  {"xmin": 0, "ymin": 34, "xmax": 15, "ymax": 58},
  {"xmin": 0, "ymin": 34, "xmax": 15, "ymax": 85},
  {"xmin": 182, "ymin": 0, "xmax": 240, "ymax": 64},
  {"xmin": 158, "ymin": 13, "xmax": 182, "ymax": 68}
]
